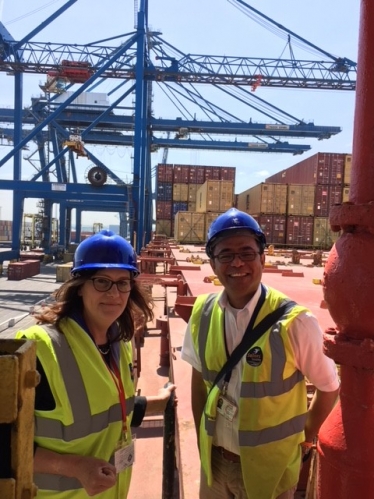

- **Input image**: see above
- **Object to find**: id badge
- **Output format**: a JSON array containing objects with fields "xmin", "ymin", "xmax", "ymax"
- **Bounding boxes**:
[
  {"xmin": 114, "ymin": 435, "xmax": 135, "ymax": 473},
  {"xmin": 217, "ymin": 396, "xmax": 238, "ymax": 422}
]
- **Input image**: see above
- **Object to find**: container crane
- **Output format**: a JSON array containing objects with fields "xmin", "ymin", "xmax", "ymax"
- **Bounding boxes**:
[{"xmin": 0, "ymin": 0, "xmax": 356, "ymax": 257}]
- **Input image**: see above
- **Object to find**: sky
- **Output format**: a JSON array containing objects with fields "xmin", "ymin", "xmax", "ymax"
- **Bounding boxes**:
[{"xmin": 0, "ymin": 0, "xmax": 359, "ymax": 227}]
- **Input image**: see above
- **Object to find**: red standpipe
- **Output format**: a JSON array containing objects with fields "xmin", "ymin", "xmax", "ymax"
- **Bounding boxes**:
[{"xmin": 319, "ymin": 0, "xmax": 374, "ymax": 496}]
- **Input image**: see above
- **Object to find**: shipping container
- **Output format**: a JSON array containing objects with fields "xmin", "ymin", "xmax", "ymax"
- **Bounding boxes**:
[
  {"xmin": 188, "ymin": 166, "xmax": 197, "ymax": 184},
  {"xmin": 174, "ymin": 212, "xmax": 206, "ymax": 243},
  {"xmin": 266, "ymin": 152, "xmax": 347, "ymax": 185},
  {"xmin": 314, "ymin": 184, "xmax": 342, "ymax": 217},
  {"xmin": 204, "ymin": 166, "xmax": 221, "ymax": 181},
  {"xmin": 173, "ymin": 165, "xmax": 190, "ymax": 183},
  {"xmin": 287, "ymin": 184, "xmax": 316, "ymax": 216},
  {"xmin": 156, "ymin": 182, "xmax": 173, "ymax": 201},
  {"xmin": 342, "ymin": 186, "xmax": 350, "ymax": 203},
  {"xmin": 188, "ymin": 184, "xmax": 197, "ymax": 203},
  {"xmin": 286, "ymin": 216, "xmax": 314, "ymax": 247},
  {"xmin": 173, "ymin": 183, "xmax": 189, "ymax": 202},
  {"xmin": 220, "ymin": 181, "xmax": 235, "ymax": 211},
  {"xmin": 205, "ymin": 212, "xmax": 223, "ymax": 234},
  {"xmin": 156, "ymin": 200, "xmax": 172, "ymax": 219},
  {"xmin": 56, "ymin": 263, "xmax": 74, "ymax": 282},
  {"xmin": 313, "ymin": 218, "xmax": 340, "ymax": 250},
  {"xmin": 54, "ymin": 91, "xmax": 109, "ymax": 109},
  {"xmin": 0, "ymin": 220, "xmax": 12, "ymax": 241},
  {"xmin": 236, "ymin": 183, "xmax": 287, "ymax": 215},
  {"xmin": 196, "ymin": 166, "xmax": 206, "ymax": 184},
  {"xmin": 252, "ymin": 214, "xmax": 286, "ymax": 245},
  {"xmin": 157, "ymin": 164, "xmax": 174, "ymax": 183},
  {"xmin": 220, "ymin": 167, "xmax": 236, "ymax": 182},
  {"xmin": 196, "ymin": 180, "xmax": 220, "ymax": 212},
  {"xmin": 8, "ymin": 260, "xmax": 41, "ymax": 280},
  {"xmin": 172, "ymin": 202, "xmax": 188, "ymax": 217},
  {"xmin": 344, "ymin": 154, "xmax": 352, "ymax": 185},
  {"xmin": 156, "ymin": 219, "xmax": 172, "ymax": 237},
  {"xmin": 196, "ymin": 180, "xmax": 234, "ymax": 212}
]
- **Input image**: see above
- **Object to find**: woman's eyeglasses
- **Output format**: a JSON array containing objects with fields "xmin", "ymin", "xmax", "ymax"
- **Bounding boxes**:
[
  {"xmin": 90, "ymin": 277, "xmax": 133, "ymax": 293},
  {"xmin": 212, "ymin": 251, "xmax": 260, "ymax": 263}
]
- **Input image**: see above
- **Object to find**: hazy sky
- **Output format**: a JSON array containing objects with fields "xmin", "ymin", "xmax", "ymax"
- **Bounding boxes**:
[{"xmin": 0, "ymin": 0, "xmax": 359, "ymax": 226}]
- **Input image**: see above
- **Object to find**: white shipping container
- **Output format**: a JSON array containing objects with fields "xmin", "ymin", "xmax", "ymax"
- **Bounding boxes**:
[{"xmin": 54, "ymin": 91, "xmax": 110, "ymax": 108}]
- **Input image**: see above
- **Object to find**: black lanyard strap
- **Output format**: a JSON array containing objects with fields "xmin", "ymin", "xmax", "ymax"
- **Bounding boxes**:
[
  {"xmin": 223, "ymin": 284, "xmax": 267, "ymax": 384},
  {"xmin": 212, "ymin": 293, "xmax": 296, "ymax": 392}
]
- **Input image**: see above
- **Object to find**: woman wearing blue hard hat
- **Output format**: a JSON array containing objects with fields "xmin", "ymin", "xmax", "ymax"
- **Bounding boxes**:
[{"xmin": 16, "ymin": 230, "xmax": 176, "ymax": 498}]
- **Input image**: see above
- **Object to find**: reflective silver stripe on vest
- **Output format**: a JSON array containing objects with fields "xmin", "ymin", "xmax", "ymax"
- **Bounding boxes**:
[
  {"xmin": 200, "ymin": 297, "xmax": 306, "ymax": 443},
  {"xmin": 238, "ymin": 412, "xmax": 306, "ymax": 447},
  {"xmin": 35, "ymin": 327, "xmax": 134, "ymax": 440},
  {"xmin": 34, "ymin": 327, "xmax": 132, "ymax": 491},
  {"xmin": 35, "ymin": 473, "xmax": 82, "ymax": 491},
  {"xmin": 241, "ymin": 307, "xmax": 303, "ymax": 399},
  {"xmin": 198, "ymin": 293, "xmax": 221, "ymax": 384}
]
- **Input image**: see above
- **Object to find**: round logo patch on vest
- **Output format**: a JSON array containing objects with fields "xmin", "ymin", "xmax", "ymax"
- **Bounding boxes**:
[{"xmin": 246, "ymin": 346, "xmax": 263, "ymax": 367}]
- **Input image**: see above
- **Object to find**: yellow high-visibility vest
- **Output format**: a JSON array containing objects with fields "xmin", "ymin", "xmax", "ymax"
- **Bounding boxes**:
[
  {"xmin": 17, "ymin": 317, "xmax": 135, "ymax": 498},
  {"xmin": 190, "ymin": 286, "xmax": 308, "ymax": 499}
]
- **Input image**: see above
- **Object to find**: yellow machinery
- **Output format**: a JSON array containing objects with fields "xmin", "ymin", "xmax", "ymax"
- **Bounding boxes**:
[{"xmin": 62, "ymin": 134, "xmax": 87, "ymax": 158}]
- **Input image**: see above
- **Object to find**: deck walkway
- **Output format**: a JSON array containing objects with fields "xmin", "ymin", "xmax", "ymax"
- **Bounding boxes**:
[{"xmin": 0, "ymin": 248, "xmax": 331, "ymax": 498}]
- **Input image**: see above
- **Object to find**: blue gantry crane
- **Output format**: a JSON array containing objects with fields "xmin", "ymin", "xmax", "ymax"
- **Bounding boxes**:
[{"xmin": 0, "ymin": 0, "xmax": 356, "ymax": 257}]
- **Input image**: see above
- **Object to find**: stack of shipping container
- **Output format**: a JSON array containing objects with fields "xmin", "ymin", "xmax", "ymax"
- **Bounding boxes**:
[
  {"xmin": 156, "ymin": 164, "xmax": 236, "ymax": 243},
  {"xmin": 0, "ymin": 220, "xmax": 12, "ymax": 242},
  {"xmin": 236, "ymin": 152, "xmax": 352, "ymax": 249}
]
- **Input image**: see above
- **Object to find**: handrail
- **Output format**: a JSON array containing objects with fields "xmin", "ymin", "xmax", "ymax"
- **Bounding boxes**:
[{"xmin": 162, "ymin": 381, "xmax": 177, "ymax": 499}]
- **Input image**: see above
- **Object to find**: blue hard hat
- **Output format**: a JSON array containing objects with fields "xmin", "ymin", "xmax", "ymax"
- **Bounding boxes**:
[
  {"xmin": 206, "ymin": 208, "xmax": 266, "ymax": 258},
  {"xmin": 71, "ymin": 230, "xmax": 140, "ymax": 276}
]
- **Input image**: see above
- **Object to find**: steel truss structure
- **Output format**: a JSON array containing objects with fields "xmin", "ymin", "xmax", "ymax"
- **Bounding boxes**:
[{"xmin": 0, "ymin": 0, "xmax": 356, "ymax": 258}]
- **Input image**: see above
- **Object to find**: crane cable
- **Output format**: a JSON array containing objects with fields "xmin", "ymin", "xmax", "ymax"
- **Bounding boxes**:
[{"xmin": 4, "ymin": 0, "xmax": 63, "ymax": 26}]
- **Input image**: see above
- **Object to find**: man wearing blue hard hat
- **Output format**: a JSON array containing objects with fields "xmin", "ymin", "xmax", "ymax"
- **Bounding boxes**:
[
  {"xmin": 181, "ymin": 208, "xmax": 339, "ymax": 499},
  {"xmin": 15, "ymin": 230, "xmax": 176, "ymax": 499}
]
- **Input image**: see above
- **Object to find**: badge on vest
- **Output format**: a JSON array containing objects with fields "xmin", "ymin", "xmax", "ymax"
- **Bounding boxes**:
[
  {"xmin": 115, "ymin": 435, "xmax": 135, "ymax": 472},
  {"xmin": 246, "ymin": 346, "xmax": 263, "ymax": 367},
  {"xmin": 217, "ymin": 396, "xmax": 238, "ymax": 422}
]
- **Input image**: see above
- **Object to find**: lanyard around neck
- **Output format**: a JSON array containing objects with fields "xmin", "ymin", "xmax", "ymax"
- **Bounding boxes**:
[
  {"xmin": 100, "ymin": 352, "xmax": 128, "ymax": 437},
  {"xmin": 223, "ymin": 284, "xmax": 266, "ymax": 385}
]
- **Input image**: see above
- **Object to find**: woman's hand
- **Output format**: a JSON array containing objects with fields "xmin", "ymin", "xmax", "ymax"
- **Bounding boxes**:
[
  {"xmin": 145, "ymin": 383, "xmax": 177, "ymax": 415},
  {"xmin": 158, "ymin": 383, "xmax": 177, "ymax": 409},
  {"xmin": 74, "ymin": 456, "xmax": 117, "ymax": 496},
  {"xmin": 34, "ymin": 448, "xmax": 117, "ymax": 496}
]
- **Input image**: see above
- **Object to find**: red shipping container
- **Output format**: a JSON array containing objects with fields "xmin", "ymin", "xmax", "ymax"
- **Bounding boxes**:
[
  {"xmin": 8, "ymin": 260, "xmax": 41, "ymax": 280},
  {"xmin": 204, "ymin": 166, "xmax": 221, "ymax": 181},
  {"xmin": 156, "ymin": 200, "xmax": 172, "ymax": 220},
  {"xmin": 286, "ymin": 216, "xmax": 314, "ymax": 247},
  {"xmin": 314, "ymin": 184, "xmax": 342, "ymax": 217},
  {"xmin": 212, "ymin": 167, "xmax": 222, "ymax": 180},
  {"xmin": 188, "ymin": 167, "xmax": 197, "ymax": 184},
  {"xmin": 196, "ymin": 167, "xmax": 206, "ymax": 184},
  {"xmin": 253, "ymin": 214, "xmax": 286, "ymax": 245},
  {"xmin": 157, "ymin": 164, "xmax": 173, "ymax": 183},
  {"xmin": 22, "ymin": 259, "xmax": 41, "ymax": 274},
  {"xmin": 173, "ymin": 165, "xmax": 190, "ymax": 183},
  {"xmin": 266, "ymin": 152, "xmax": 346, "ymax": 185},
  {"xmin": 220, "ymin": 167, "xmax": 236, "ymax": 182}
]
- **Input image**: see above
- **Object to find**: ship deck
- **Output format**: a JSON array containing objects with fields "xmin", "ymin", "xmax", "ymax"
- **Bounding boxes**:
[{"xmin": 0, "ymin": 246, "xmax": 331, "ymax": 498}]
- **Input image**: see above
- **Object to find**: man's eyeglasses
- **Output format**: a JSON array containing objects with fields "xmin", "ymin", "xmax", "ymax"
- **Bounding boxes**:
[
  {"xmin": 212, "ymin": 251, "xmax": 260, "ymax": 263},
  {"xmin": 90, "ymin": 277, "xmax": 133, "ymax": 293}
]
